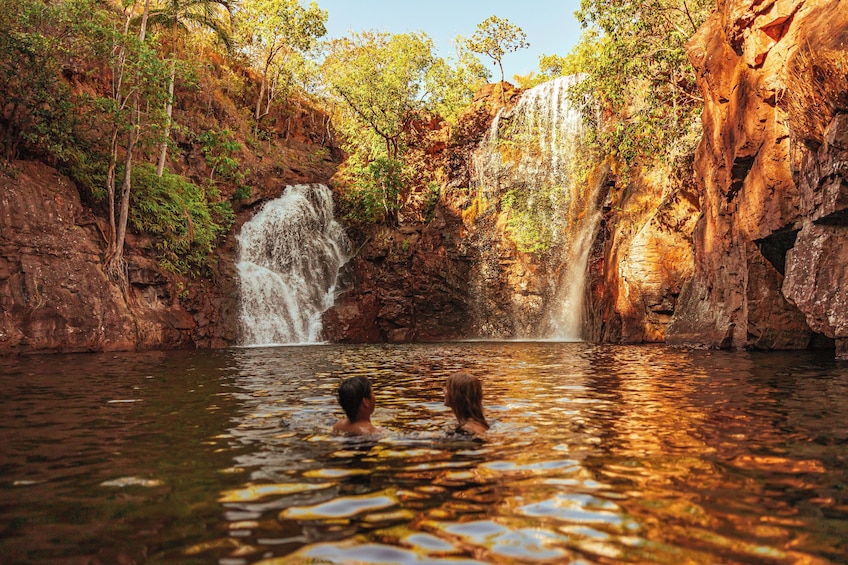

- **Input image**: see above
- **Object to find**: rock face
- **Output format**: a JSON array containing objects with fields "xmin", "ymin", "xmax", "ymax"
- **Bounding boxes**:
[
  {"xmin": 4, "ymin": 3, "xmax": 846, "ymax": 355},
  {"xmin": 587, "ymin": 165, "xmax": 700, "ymax": 344},
  {"xmin": 667, "ymin": 0, "xmax": 848, "ymax": 357},
  {"xmin": 0, "ymin": 161, "xmax": 196, "ymax": 353},
  {"xmin": 322, "ymin": 211, "xmax": 475, "ymax": 343},
  {"xmin": 0, "ymin": 72, "xmax": 339, "ymax": 354},
  {"xmin": 325, "ymin": 82, "xmax": 699, "ymax": 345}
]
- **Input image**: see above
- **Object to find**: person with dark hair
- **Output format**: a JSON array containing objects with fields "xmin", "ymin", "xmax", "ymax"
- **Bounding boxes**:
[
  {"xmin": 332, "ymin": 376, "xmax": 381, "ymax": 435},
  {"xmin": 444, "ymin": 371, "xmax": 489, "ymax": 435}
]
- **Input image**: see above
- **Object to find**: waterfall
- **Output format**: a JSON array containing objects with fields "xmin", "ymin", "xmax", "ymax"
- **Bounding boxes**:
[
  {"xmin": 236, "ymin": 184, "xmax": 350, "ymax": 346},
  {"xmin": 473, "ymin": 75, "xmax": 602, "ymax": 341}
]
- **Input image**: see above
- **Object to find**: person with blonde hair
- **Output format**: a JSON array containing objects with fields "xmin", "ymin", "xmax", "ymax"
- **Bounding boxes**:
[{"xmin": 444, "ymin": 371, "xmax": 489, "ymax": 435}]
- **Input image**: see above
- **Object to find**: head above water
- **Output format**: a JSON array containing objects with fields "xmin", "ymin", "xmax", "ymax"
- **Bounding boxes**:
[
  {"xmin": 444, "ymin": 371, "xmax": 489, "ymax": 430},
  {"xmin": 337, "ymin": 376, "xmax": 374, "ymax": 421}
]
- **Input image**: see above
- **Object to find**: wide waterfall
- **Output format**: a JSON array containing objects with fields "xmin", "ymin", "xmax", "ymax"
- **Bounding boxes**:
[
  {"xmin": 236, "ymin": 184, "xmax": 350, "ymax": 346},
  {"xmin": 473, "ymin": 75, "xmax": 602, "ymax": 340}
]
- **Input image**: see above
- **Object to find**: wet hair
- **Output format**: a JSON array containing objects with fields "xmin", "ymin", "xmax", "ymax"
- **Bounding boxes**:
[
  {"xmin": 337, "ymin": 376, "xmax": 372, "ymax": 421},
  {"xmin": 446, "ymin": 371, "xmax": 489, "ymax": 430}
]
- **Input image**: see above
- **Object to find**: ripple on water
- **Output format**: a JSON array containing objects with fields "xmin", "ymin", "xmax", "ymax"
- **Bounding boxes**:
[
  {"xmin": 278, "ymin": 540, "xmax": 488, "ymax": 564},
  {"xmin": 516, "ymin": 492, "xmax": 623, "ymax": 526},
  {"xmin": 438, "ymin": 520, "xmax": 572, "ymax": 561},
  {"xmin": 3, "ymin": 344, "xmax": 847, "ymax": 565},
  {"xmin": 483, "ymin": 459, "xmax": 581, "ymax": 474},
  {"xmin": 280, "ymin": 490, "xmax": 398, "ymax": 520},
  {"xmin": 100, "ymin": 476, "xmax": 163, "ymax": 488},
  {"xmin": 218, "ymin": 482, "xmax": 332, "ymax": 503},
  {"xmin": 302, "ymin": 468, "xmax": 372, "ymax": 479}
]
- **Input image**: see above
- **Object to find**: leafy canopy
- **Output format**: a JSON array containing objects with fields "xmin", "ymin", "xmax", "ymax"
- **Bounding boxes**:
[
  {"xmin": 564, "ymin": 0, "xmax": 713, "ymax": 176},
  {"xmin": 146, "ymin": 0, "xmax": 234, "ymax": 50},
  {"xmin": 322, "ymin": 31, "xmax": 445, "ymax": 226},
  {"xmin": 322, "ymin": 30, "xmax": 486, "ymax": 227},
  {"xmin": 235, "ymin": 0, "xmax": 327, "ymax": 123},
  {"xmin": 130, "ymin": 163, "xmax": 234, "ymax": 276},
  {"xmin": 465, "ymin": 15, "xmax": 529, "ymax": 84},
  {"xmin": 322, "ymin": 31, "xmax": 440, "ymax": 159},
  {"xmin": 0, "ymin": 0, "xmax": 113, "ymax": 161}
]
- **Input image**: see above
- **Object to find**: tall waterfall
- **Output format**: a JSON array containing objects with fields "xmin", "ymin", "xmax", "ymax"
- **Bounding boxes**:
[
  {"xmin": 473, "ymin": 75, "xmax": 602, "ymax": 340},
  {"xmin": 236, "ymin": 184, "xmax": 350, "ymax": 346}
]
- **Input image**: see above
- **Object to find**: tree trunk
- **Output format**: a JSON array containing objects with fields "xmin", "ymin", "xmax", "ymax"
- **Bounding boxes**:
[
  {"xmin": 104, "ymin": 8, "xmax": 132, "ymax": 262},
  {"xmin": 106, "ymin": 128, "xmax": 120, "ymax": 252},
  {"xmin": 156, "ymin": 58, "xmax": 176, "ymax": 177},
  {"xmin": 498, "ymin": 60, "xmax": 506, "ymax": 103},
  {"xmin": 106, "ymin": 0, "xmax": 150, "ymax": 280},
  {"xmin": 254, "ymin": 68, "xmax": 268, "ymax": 123}
]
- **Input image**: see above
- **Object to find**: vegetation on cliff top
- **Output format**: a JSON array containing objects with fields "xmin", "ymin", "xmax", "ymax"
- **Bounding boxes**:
[
  {"xmin": 0, "ymin": 0, "xmax": 714, "ymax": 271},
  {"xmin": 565, "ymin": 0, "xmax": 712, "ymax": 179}
]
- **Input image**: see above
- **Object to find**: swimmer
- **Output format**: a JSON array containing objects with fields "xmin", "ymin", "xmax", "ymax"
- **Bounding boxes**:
[
  {"xmin": 332, "ymin": 376, "xmax": 381, "ymax": 436},
  {"xmin": 444, "ymin": 371, "xmax": 489, "ymax": 435}
]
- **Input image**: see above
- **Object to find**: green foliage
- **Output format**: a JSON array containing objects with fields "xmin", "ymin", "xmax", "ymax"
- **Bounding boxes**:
[
  {"xmin": 199, "ymin": 128, "xmax": 240, "ymax": 180},
  {"xmin": 322, "ymin": 30, "xmax": 483, "ymax": 228},
  {"xmin": 501, "ymin": 183, "xmax": 567, "ymax": 255},
  {"xmin": 422, "ymin": 181, "xmax": 441, "ymax": 222},
  {"xmin": 235, "ymin": 0, "xmax": 327, "ymax": 124},
  {"xmin": 0, "ymin": 0, "xmax": 110, "ymax": 161},
  {"xmin": 63, "ymin": 142, "xmax": 110, "ymax": 200},
  {"xmin": 337, "ymin": 154, "xmax": 406, "ymax": 227},
  {"xmin": 516, "ymin": 54, "xmax": 573, "ymax": 88},
  {"xmin": 197, "ymin": 128, "xmax": 252, "ymax": 199},
  {"xmin": 322, "ymin": 31, "xmax": 440, "ymax": 160},
  {"xmin": 428, "ymin": 37, "xmax": 491, "ymax": 124},
  {"xmin": 146, "ymin": 0, "xmax": 234, "ymax": 50},
  {"xmin": 465, "ymin": 16, "xmax": 529, "ymax": 84},
  {"xmin": 129, "ymin": 164, "xmax": 233, "ymax": 276},
  {"xmin": 567, "ymin": 0, "xmax": 712, "ymax": 179}
]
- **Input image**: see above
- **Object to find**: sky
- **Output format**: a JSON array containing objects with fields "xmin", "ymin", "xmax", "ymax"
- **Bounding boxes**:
[{"xmin": 316, "ymin": 0, "xmax": 585, "ymax": 80}]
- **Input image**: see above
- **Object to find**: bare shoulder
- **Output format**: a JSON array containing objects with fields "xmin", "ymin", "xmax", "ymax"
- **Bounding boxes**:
[
  {"xmin": 333, "ymin": 419, "xmax": 382, "ymax": 436},
  {"xmin": 332, "ymin": 419, "xmax": 353, "ymax": 433},
  {"xmin": 459, "ymin": 420, "xmax": 488, "ymax": 435}
]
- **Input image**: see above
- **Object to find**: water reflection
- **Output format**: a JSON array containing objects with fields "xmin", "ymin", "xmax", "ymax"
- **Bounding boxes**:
[{"xmin": 1, "ymin": 344, "xmax": 846, "ymax": 563}]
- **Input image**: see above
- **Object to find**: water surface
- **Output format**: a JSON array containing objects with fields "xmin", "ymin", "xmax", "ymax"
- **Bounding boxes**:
[{"xmin": 1, "ymin": 343, "xmax": 846, "ymax": 564}]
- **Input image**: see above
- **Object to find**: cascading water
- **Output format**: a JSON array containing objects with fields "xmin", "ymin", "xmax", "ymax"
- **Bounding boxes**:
[
  {"xmin": 236, "ymin": 184, "xmax": 350, "ymax": 346},
  {"xmin": 473, "ymin": 75, "xmax": 603, "ymax": 340}
]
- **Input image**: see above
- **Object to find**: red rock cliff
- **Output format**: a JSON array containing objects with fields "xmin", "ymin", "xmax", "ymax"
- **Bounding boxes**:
[
  {"xmin": 667, "ymin": 0, "xmax": 848, "ymax": 357},
  {"xmin": 0, "ymin": 95, "xmax": 338, "ymax": 355}
]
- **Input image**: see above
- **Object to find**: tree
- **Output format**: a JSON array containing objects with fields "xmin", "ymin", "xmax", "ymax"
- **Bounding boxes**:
[
  {"xmin": 428, "ymin": 36, "xmax": 492, "ymax": 124},
  {"xmin": 465, "ymin": 16, "xmax": 529, "ymax": 86},
  {"xmin": 144, "ymin": 0, "xmax": 233, "ymax": 176},
  {"xmin": 323, "ymin": 31, "xmax": 442, "ymax": 160},
  {"xmin": 566, "ymin": 0, "xmax": 712, "ymax": 176},
  {"xmin": 104, "ymin": 0, "xmax": 170, "ymax": 279},
  {"xmin": 235, "ymin": 0, "xmax": 326, "ymax": 128},
  {"xmin": 0, "ymin": 0, "xmax": 106, "ymax": 162},
  {"xmin": 323, "ymin": 31, "xmax": 449, "ymax": 225},
  {"xmin": 107, "ymin": 0, "xmax": 152, "ymax": 278}
]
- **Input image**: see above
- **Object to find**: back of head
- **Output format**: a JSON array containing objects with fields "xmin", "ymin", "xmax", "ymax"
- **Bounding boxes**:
[
  {"xmin": 446, "ymin": 371, "xmax": 488, "ymax": 428},
  {"xmin": 337, "ymin": 376, "xmax": 372, "ymax": 420}
]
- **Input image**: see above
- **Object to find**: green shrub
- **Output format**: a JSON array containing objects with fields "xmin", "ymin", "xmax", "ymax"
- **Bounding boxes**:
[
  {"xmin": 129, "ymin": 164, "xmax": 233, "ymax": 276},
  {"xmin": 501, "ymin": 184, "xmax": 566, "ymax": 255},
  {"xmin": 337, "ymin": 154, "xmax": 405, "ymax": 227}
]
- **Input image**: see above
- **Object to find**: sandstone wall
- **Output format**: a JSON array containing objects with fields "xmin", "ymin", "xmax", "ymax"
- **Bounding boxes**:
[
  {"xmin": 0, "ymin": 161, "xmax": 199, "ymax": 353},
  {"xmin": 324, "ymin": 82, "xmax": 700, "ymax": 345},
  {"xmin": 587, "ymin": 164, "xmax": 700, "ymax": 344},
  {"xmin": 667, "ymin": 0, "xmax": 848, "ymax": 357}
]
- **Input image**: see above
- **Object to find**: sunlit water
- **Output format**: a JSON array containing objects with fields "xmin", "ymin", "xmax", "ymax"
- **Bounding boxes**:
[{"xmin": 1, "ymin": 343, "xmax": 847, "ymax": 564}]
